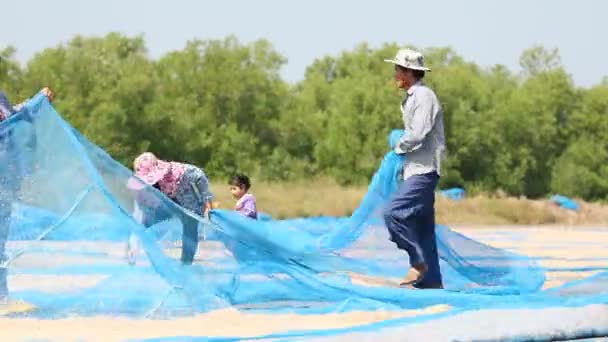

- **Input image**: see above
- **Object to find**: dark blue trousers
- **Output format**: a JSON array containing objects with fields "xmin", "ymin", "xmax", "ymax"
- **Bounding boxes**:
[
  {"xmin": 139, "ymin": 203, "xmax": 199, "ymax": 265},
  {"xmin": 383, "ymin": 172, "xmax": 442, "ymax": 287}
]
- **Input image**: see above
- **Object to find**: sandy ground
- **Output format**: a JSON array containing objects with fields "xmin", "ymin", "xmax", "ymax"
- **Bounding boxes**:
[
  {"xmin": 310, "ymin": 304, "xmax": 608, "ymax": 342},
  {"xmin": 0, "ymin": 226, "xmax": 606, "ymax": 341},
  {"xmin": 0, "ymin": 306, "xmax": 452, "ymax": 342},
  {"xmin": 457, "ymin": 226, "xmax": 608, "ymax": 289}
]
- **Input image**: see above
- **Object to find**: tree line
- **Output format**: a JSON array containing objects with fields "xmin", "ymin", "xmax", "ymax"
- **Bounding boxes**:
[{"xmin": 1, "ymin": 33, "xmax": 607, "ymax": 200}]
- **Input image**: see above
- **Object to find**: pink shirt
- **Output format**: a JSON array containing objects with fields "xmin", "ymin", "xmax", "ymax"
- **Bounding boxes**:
[{"xmin": 157, "ymin": 162, "xmax": 186, "ymax": 198}]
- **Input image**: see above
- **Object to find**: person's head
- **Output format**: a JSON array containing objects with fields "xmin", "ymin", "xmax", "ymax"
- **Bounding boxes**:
[
  {"xmin": 384, "ymin": 49, "xmax": 430, "ymax": 90},
  {"xmin": 394, "ymin": 65, "xmax": 426, "ymax": 89},
  {"xmin": 133, "ymin": 152, "xmax": 170, "ymax": 187},
  {"xmin": 229, "ymin": 174, "xmax": 251, "ymax": 200}
]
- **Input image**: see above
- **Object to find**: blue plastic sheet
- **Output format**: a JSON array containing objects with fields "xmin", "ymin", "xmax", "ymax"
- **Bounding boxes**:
[
  {"xmin": 440, "ymin": 188, "xmax": 465, "ymax": 201},
  {"xmin": 1, "ymin": 95, "xmax": 607, "ymax": 341},
  {"xmin": 551, "ymin": 195, "xmax": 580, "ymax": 211}
]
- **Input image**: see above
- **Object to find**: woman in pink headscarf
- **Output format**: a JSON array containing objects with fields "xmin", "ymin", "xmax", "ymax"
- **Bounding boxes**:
[{"xmin": 129, "ymin": 152, "xmax": 213, "ymax": 265}]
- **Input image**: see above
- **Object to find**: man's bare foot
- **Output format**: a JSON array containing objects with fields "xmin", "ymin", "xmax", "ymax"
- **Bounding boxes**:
[{"xmin": 399, "ymin": 263, "xmax": 428, "ymax": 286}]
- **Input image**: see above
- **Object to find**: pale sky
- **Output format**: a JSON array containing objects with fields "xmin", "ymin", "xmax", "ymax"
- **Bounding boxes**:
[{"xmin": 1, "ymin": 0, "xmax": 606, "ymax": 87}]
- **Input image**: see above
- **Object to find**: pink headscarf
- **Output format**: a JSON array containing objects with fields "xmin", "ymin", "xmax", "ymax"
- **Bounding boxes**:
[{"xmin": 131, "ymin": 152, "xmax": 186, "ymax": 198}]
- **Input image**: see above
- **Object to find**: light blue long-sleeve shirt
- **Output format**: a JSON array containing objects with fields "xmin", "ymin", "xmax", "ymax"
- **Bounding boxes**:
[{"xmin": 394, "ymin": 81, "xmax": 446, "ymax": 180}]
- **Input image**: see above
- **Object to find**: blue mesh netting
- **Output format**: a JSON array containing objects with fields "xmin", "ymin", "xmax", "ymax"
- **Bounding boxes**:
[{"xmin": 1, "ymin": 95, "xmax": 607, "ymax": 340}]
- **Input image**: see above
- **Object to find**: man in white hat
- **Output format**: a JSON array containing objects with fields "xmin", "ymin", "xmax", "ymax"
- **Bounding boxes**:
[{"xmin": 383, "ymin": 49, "xmax": 445, "ymax": 289}]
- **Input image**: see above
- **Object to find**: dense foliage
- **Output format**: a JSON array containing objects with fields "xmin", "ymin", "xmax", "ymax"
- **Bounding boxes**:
[{"xmin": 2, "ymin": 33, "xmax": 606, "ymax": 200}]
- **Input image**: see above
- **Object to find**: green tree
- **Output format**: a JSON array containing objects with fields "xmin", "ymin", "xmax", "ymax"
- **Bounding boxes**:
[
  {"xmin": 286, "ymin": 43, "xmax": 402, "ymax": 184},
  {"xmin": 0, "ymin": 46, "xmax": 23, "ymax": 98},
  {"xmin": 519, "ymin": 46, "xmax": 561, "ymax": 77},
  {"xmin": 6, "ymin": 35, "xmax": 607, "ymax": 202},
  {"xmin": 20, "ymin": 33, "xmax": 157, "ymax": 164},
  {"xmin": 551, "ymin": 137, "xmax": 608, "ymax": 200},
  {"xmin": 497, "ymin": 66, "xmax": 577, "ymax": 197},
  {"xmin": 147, "ymin": 36, "xmax": 288, "ymax": 178},
  {"xmin": 551, "ymin": 84, "xmax": 608, "ymax": 200}
]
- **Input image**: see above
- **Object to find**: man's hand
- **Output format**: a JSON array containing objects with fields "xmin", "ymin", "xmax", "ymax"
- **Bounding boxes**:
[
  {"xmin": 40, "ymin": 87, "xmax": 55, "ymax": 102},
  {"xmin": 389, "ymin": 129, "xmax": 406, "ymax": 152}
]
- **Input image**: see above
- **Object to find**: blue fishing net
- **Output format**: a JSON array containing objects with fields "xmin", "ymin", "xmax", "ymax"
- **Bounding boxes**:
[{"xmin": 1, "ymin": 95, "xmax": 606, "ymax": 340}]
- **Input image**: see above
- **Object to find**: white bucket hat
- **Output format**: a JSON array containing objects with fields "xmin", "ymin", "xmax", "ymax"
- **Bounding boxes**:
[{"xmin": 384, "ymin": 49, "xmax": 431, "ymax": 72}]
